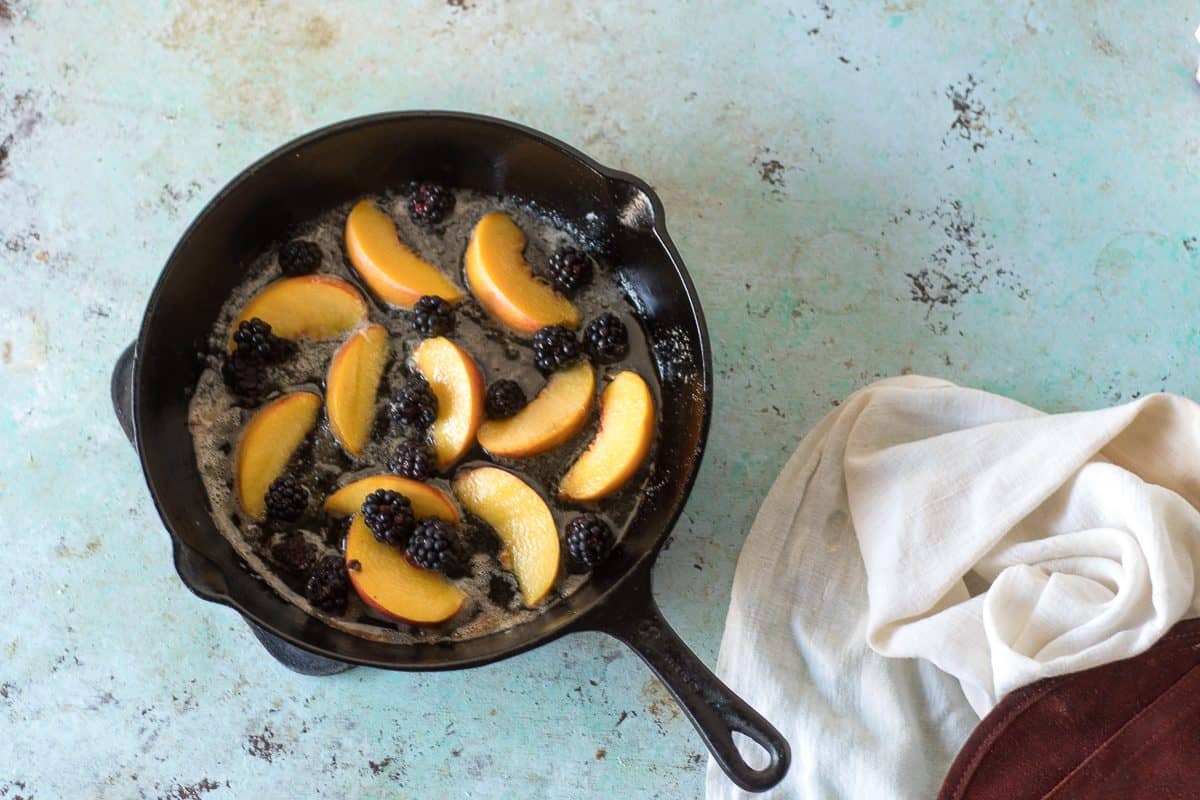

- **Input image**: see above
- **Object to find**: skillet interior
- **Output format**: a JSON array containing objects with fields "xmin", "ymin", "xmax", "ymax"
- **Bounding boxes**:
[{"xmin": 134, "ymin": 112, "xmax": 712, "ymax": 669}]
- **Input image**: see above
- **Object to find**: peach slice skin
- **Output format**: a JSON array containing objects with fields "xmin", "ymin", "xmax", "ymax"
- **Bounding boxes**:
[
  {"xmin": 452, "ymin": 466, "xmax": 560, "ymax": 607},
  {"xmin": 326, "ymin": 323, "xmax": 389, "ymax": 457},
  {"xmin": 477, "ymin": 362, "xmax": 595, "ymax": 458},
  {"xmin": 464, "ymin": 211, "xmax": 581, "ymax": 334},
  {"xmin": 323, "ymin": 474, "xmax": 459, "ymax": 523},
  {"xmin": 234, "ymin": 391, "xmax": 322, "ymax": 521},
  {"xmin": 229, "ymin": 275, "xmax": 368, "ymax": 349},
  {"xmin": 345, "ymin": 200, "xmax": 464, "ymax": 308},
  {"xmin": 344, "ymin": 515, "xmax": 466, "ymax": 625},
  {"xmin": 411, "ymin": 337, "xmax": 485, "ymax": 471},
  {"xmin": 559, "ymin": 371, "xmax": 655, "ymax": 502}
]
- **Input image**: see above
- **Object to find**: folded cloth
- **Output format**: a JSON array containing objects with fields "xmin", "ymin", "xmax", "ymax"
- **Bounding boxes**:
[{"xmin": 707, "ymin": 376, "xmax": 1200, "ymax": 799}]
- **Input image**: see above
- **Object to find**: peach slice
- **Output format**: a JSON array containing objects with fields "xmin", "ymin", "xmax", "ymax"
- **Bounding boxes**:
[
  {"xmin": 344, "ymin": 515, "xmax": 466, "ymax": 625},
  {"xmin": 477, "ymin": 362, "xmax": 595, "ymax": 458},
  {"xmin": 464, "ymin": 211, "xmax": 582, "ymax": 334},
  {"xmin": 559, "ymin": 371, "xmax": 655, "ymax": 502},
  {"xmin": 411, "ymin": 337, "xmax": 485, "ymax": 471},
  {"xmin": 230, "ymin": 275, "xmax": 368, "ymax": 348},
  {"xmin": 234, "ymin": 391, "xmax": 321, "ymax": 521},
  {"xmin": 323, "ymin": 474, "xmax": 459, "ymax": 523},
  {"xmin": 325, "ymin": 323, "xmax": 389, "ymax": 457},
  {"xmin": 345, "ymin": 199, "xmax": 465, "ymax": 308},
  {"xmin": 452, "ymin": 467, "xmax": 560, "ymax": 606}
]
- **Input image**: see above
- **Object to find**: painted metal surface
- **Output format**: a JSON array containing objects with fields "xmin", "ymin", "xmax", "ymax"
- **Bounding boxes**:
[{"xmin": 1, "ymin": 1, "xmax": 1198, "ymax": 797}]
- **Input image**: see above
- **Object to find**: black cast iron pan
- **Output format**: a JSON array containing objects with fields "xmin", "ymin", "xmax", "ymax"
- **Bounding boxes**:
[{"xmin": 111, "ymin": 112, "xmax": 789, "ymax": 792}]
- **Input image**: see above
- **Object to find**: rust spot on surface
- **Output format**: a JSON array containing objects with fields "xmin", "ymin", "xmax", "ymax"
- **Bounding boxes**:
[
  {"xmin": 899, "ymin": 199, "xmax": 1028, "ymax": 333},
  {"xmin": 0, "ymin": 91, "xmax": 43, "ymax": 179},
  {"xmin": 367, "ymin": 757, "xmax": 392, "ymax": 775},
  {"xmin": 0, "ymin": 780, "xmax": 29, "ymax": 800},
  {"xmin": 640, "ymin": 677, "xmax": 681, "ymax": 725},
  {"xmin": 945, "ymin": 75, "xmax": 989, "ymax": 152},
  {"xmin": 304, "ymin": 16, "xmax": 335, "ymax": 48},
  {"xmin": 54, "ymin": 537, "xmax": 102, "ymax": 558},
  {"xmin": 0, "ymin": 2, "xmax": 12, "ymax": 21},
  {"xmin": 758, "ymin": 159, "xmax": 786, "ymax": 186},
  {"xmin": 157, "ymin": 778, "xmax": 225, "ymax": 800},
  {"xmin": 595, "ymin": 748, "xmax": 607, "ymax": 760},
  {"xmin": 245, "ymin": 725, "xmax": 287, "ymax": 763},
  {"xmin": 2, "ymin": 341, "xmax": 10, "ymax": 363},
  {"xmin": 1093, "ymin": 29, "xmax": 1120, "ymax": 58}
]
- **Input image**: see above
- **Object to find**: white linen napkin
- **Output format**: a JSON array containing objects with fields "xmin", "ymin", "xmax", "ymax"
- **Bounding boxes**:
[{"xmin": 706, "ymin": 376, "xmax": 1200, "ymax": 799}]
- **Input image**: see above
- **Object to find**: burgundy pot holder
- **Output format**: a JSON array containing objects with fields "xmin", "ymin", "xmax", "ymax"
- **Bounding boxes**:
[{"xmin": 939, "ymin": 619, "xmax": 1200, "ymax": 800}]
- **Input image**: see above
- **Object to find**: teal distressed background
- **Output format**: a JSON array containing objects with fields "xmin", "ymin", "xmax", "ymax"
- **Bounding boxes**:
[{"xmin": 2, "ymin": 1, "xmax": 1199, "ymax": 797}]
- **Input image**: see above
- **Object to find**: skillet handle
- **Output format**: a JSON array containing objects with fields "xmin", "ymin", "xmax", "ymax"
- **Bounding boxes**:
[
  {"xmin": 111, "ymin": 342, "xmax": 137, "ymax": 445},
  {"xmin": 110, "ymin": 341, "xmax": 234, "ymax": 607},
  {"xmin": 584, "ymin": 569, "xmax": 790, "ymax": 792}
]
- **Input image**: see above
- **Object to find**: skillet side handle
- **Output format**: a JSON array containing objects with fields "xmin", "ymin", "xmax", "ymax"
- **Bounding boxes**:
[
  {"xmin": 585, "ymin": 570, "xmax": 791, "ymax": 793},
  {"xmin": 112, "ymin": 342, "xmax": 137, "ymax": 445},
  {"xmin": 111, "ymin": 341, "xmax": 236, "ymax": 608}
]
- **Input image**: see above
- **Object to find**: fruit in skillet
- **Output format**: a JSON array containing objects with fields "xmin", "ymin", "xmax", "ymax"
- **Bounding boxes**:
[
  {"xmin": 322, "ymin": 474, "xmax": 459, "ymax": 522},
  {"xmin": 234, "ymin": 391, "xmax": 322, "ymax": 521},
  {"xmin": 343, "ymin": 515, "xmax": 466, "ymax": 624},
  {"xmin": 345, "ymin": 199, "xmax": 465, "ymax": 308},
  {"xmin": 307, "ymin": 555, "xmax": 350, "ymax": 613},
  {"xmin": 452, "ymin": 467, "xmax": 560, "ymax": 606},
  {"xmin": 264, "ymin": 476, "xmax": 308, "ymax": 522},
  {"xmin": 484, "ymin": 379, "xmax": 527, "ymax": 419},
  {"xmin": 278, "ymin": 239, "xmax": 322, "ymax": 276},
  {"xmin": 546, "ymin": 246, "xmax": 593, "ymax": 296},
  {"xmin": 465, "ymin": 211, "xmax": 581, "ymax": 334},
  {"xmin": 325, "ymin": 323, "xmax": 389, "ymax": 457},
  {"xmin": 388, "ymin": 439, "xmax": 436, "ymax": 481},
  {"xmin": 565, "ymin": 514, "xmax": 615, "ymax": 569},
  {"xmin": 229, "ymin": 275, "xmax": 368, "ymax": 348},
  {"xmin": 476, "ymin": 361, "xmax": 594, "ymax": 458},
  {"xmin": 559, "ymin": 371, "xmax": 654, "ymax": 502},
  {"xmin": 531, "ymin": 325, "xmax": 582, "ymax": 373},
  {"xmin": 407, "ymin": 182, "xmax": 455, "ymax": 227},
  {"xmin": 223, "ymin": 318, "xmax": 295, "ymax": 397},
  {"xmin": 410, "ymin": 337, "xmax": 485, "ymax": 471}
]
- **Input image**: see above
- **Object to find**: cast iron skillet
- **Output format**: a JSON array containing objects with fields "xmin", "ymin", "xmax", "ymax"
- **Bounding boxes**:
[{"xmin": 111, "ymin": 112, "xmax": 789, "ymax": 791}]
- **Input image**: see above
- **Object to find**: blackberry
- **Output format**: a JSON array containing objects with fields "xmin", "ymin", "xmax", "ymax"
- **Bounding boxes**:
[
  {"xmin": 389, "ymin": 374, "xmax": 438, "ymax": 428},
  {"xmin": 485, "ymin": 379, "xmax": 526, "ymax": 419},
  {"xmin": 305, "ymin": 555, "xmax": 349, "ymax": 613},
  {"xmin": 232, "ymin": 318, "xmax": 294, "ymax": 364},
  {"xmin": 406, "ymin": 518, "xmax": 459, "ymax": 574},
  {"xmin": 223, "ymin": 318, "xmax": 295, "ymax": 397},
  {"xmin": 582, "ymin": 313, "xmax": 629, "ymax": 363},
  {"xmin": 407, "ymin": 182, "xmax": 455, "ymax": 226},
  {"xmin": 222, "ymin": 348, "xmax": 269, "ymax": 397},
  {"xmin": 411, "ymin": 295, "xmax": 455, "ymax": 336},
  {"xmin": 388, "ymin": 439, "xmax": 435, "ymax": 481},
  {"xmin": 271, "ymin": 534, "xmax": 314, "ymax": 574},
  {"xmin": 566, "ymin": 514, "xmax": 614, "ymax": 569},
  {"xmin": 546, "ymin": 247, "xmax": 593, "ymax": 296},
  {"xmin": 265, "ymin": 475, "xmax": 308, "ymax": 521},
  {"xmin": 531, "ymin": 325, "xmax": 581, "ymax": 373},
  {"xmin": 278, "ymin": 239, "xmax": 322, "ymax": 276},
  {"xmin": 362, "ymin": 489, "xmax": 416, "ymax": 547}
]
